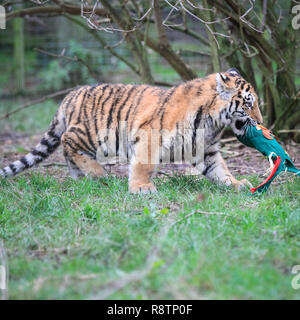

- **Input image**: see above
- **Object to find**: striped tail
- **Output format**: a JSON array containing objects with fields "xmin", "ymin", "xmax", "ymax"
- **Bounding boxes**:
[{"xmin": 0, "ymin": 111, "xmax": 65, "ymax": 178}]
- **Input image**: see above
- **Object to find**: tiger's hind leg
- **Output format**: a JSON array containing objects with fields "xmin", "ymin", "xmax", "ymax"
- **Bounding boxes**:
[
  {"xmin": 61, "ymin": 131, "xmax": 105, "ymax": 179},
  {"xmin": 63, "ymin": 151, "xmax": 84, "ymax": 179}
]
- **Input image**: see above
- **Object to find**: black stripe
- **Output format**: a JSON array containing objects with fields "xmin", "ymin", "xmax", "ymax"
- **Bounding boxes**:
[
  {"xmin": 192, "ymin": 107, "xmax": 203, "ymax": 157},
  {"xmin": 115, "ymin": 86, "xmax": 137, "ymax": 155},
  {"xmin": 9, "ymin": 164, "xmax": 16, "ymax": 174},
  {"xmin": 202, "ymin": 162, "xmax": 216, "ymax": 176},
  {"xmin": 20, "ymin": 157, "xmax": 30, "ymax": 169},
  {"xmin": 159, "ymin": 87, "xmax": 177, "ymax": 131},
  {"xmin": 117, "ymin": 86, "xmax": 136, "ymax": 123},
  {"xmin": 64, "ymin": 140, "xmax": 95, "ymax": 159},
  {"xmin": 204, "ymin": 151, "xmax": 217, "ymax": 160},
  {"xmin": 100, "ymin": 87, "xmax": 114, "ymax": 120},
  {"xmin": 83, "ymin": 122, "xmax": 97, "ymax": 151},
  {"xmin": 81, "ymin": 91, "xmax": 97, "ymax": 152},
  {"xmin": 32, "ymin": 149, "xmax": 48, "ymax": 159},
  {"xmin": 235, "ymin": 120, "xmax": 246, "ymax": 130},
  {"xmin": 67, "ymin": 87, "xmax": 86, "ymax": 123},
  {"xmin": 40, "ymin": 138, "xmax": 52, "ymax": 151},
  {"xmin": 40, "ymin": 137, "xmax": 60, "ymax": 154},
  {"xmin": 76, "ymin": 90, "xmax": 89, "ymax": 124},
  {"xmin": 68, "ymin": 128, "xmax": 95, "ymax": 154},
  {"xmin": 75, "ymin": 135, "xmax": 95, "ymax": 155},
  {"xmin": 235, "ymin": 100, "xmax": 240, "ymax": 111},
  {"xmin": 47, "ymin": 130, "xmax": 60, "ymax": 141},
  {"xmin": 64, "ymin": 92, "xmax": 76, "ymax": 112},
  {"xmin": 94, "ymin": 85, "xmax": 110, "ymax": 135},
  {"xmin": 107, "ymin": 86, "xmax": 124, "ymax": 129},
  {"xmin": 232, "ymin": 111, "xmax": 246, "ymax": 117},
  {"xmin": 129, "ymin": 86, "xmax": 150, "ymax": 130}
]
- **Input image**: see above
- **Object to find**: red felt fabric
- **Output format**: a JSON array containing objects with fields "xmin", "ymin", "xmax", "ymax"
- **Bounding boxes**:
[{"xmin": 250, "ymin": 156, "xmax": 281, "ymax": 194}]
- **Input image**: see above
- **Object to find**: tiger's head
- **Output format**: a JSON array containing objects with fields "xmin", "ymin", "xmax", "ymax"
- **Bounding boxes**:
[{"xmin": 216, "ymin": 68, "xmax": 263, "ymax": 126}]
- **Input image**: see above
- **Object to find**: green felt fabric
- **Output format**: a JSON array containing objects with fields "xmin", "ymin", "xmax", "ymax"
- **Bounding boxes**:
[{"xmin": 236, "ymin": 125, "xmax": 300, "ymax": 194}]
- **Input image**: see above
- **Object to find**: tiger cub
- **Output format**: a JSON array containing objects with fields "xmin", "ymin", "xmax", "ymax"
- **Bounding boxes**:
[{"xmin": 0, "ymin": 68, "xmax": 263, "ymax": 193}]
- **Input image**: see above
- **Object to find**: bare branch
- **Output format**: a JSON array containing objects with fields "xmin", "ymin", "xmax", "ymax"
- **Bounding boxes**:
[
  {"xmin": 65, "ymin": 14, "xmax": 139, "ymax": 75},
  {"xmin": 6, "ymin": 3, "xmax": 107, "ymax": 21},
  {"xmin": 239, "ymin": 0, "xmax": 264, "ymax": 33},
  {"xmin": 0, "ymin": 87, "xmax": 78, "ymax": 121},
  {"xmin": 34, "ymin": 47, "xmax": 99, "ymax": 79},
  {"xmin": 133, "ymin": 0, "xmax": 154, "ymax": 21},
  {"xmin": 29, "ymin": 0, "xmax": 50, "ymax": 4},
  {"xmin": 178, "ymin": 0, "xmax": 229, "ymax": 25},
  {"xmin": 154, "ymin": 0, "xmax": 168, "ymax": 43},
  {"xmin": 163, "ymin": 0, "xmax": 179, "ymax": 11},
  {"xmin": 260, "ymin": 0, "xmax": 267, "ymax": 31}
]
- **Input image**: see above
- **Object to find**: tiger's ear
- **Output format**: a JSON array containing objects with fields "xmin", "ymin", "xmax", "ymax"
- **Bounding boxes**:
[
  {"xmin": 217, "ymin": 72, "xmax": 229, "ymax": 84},
  {"xmin": 216, "ymin": 73, "xmax": 236, "ymax": 100},
  {"xmin": 226, "ymin": 68, "xmax": 240, "ymax": 76}
]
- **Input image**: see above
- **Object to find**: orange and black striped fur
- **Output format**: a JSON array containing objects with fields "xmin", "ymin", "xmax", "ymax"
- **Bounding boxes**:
[{"xmin": 0, "ymin": 68, "xmax": 263, "ymax": 193}]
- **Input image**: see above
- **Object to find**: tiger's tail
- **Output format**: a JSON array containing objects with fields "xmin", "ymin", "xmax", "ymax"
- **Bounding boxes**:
[{"xmin": 0, "ymin": 110, "xmax": 66, "ymax": 178}]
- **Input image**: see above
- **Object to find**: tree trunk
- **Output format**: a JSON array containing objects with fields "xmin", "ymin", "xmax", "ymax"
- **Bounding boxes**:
[{"xmin": 13, "ymin": 17, "xmax": 25, "ymax": 94}]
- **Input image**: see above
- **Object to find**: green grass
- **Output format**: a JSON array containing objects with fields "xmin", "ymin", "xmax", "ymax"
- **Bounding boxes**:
[{"xmin": 0, "ymin": 172, "xmax": 299, "ymax": 299}]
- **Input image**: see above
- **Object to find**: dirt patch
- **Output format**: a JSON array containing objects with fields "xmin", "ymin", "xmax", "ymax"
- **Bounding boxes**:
[{"xmin": 0, "ymin": 133, "xmax": 299, "ymax": 181}]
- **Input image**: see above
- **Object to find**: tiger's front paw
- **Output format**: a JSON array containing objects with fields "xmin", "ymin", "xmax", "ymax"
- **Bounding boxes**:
[
  {"xmin": 129, "ymin": 182, "xmax": 157, "ymax": 194},
  {"xmin": 232, "ymin": 178, "xmax": 253, "ymax": 191}
]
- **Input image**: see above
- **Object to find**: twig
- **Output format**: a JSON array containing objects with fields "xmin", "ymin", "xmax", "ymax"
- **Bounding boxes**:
[
  {"xmin": 163, "ymin": 0, "xmax": 180, "ymax": 26},
  {"xmin": 260, "ymin": 0, "xmax": 267, "ymax": 31},
  {"xmin": 157, "ymin": 171, "xmax": 171, "ymax": 177},
  {"xmin": 221, "ymin": 137, "xmax": 237, "ymax": 143},
  {"xmin": 195, "ymin": 210, "xmax": 229, "ymax": 216},
  {"xmin": 34, "ymin": 47, "xmax": 98, "ymax": 79},
  {"xmin": 65, "ymin": 14, "xmax": 139, "ymax": 75},
  {"xmin": 29, "ymin": 0, "xmax": 50, "ymax": 4},
  {"xmin": 163, "ymin": 0, "xmax": 179, "ymax": 11},
  {"xmin": 239, "ymin": 0, "xmax": 264, "ymax": 33},
  {"xmin": 42, "ymin": 162, "xmax": 67, "ymax": 167},
  {"xmin": 277, "ymin": 129, "xmax": 300, "ymax": 133},
  {"xmin": 0, "ymin": 87, "xmax": 78, "ymax": 121},
  {"xmin": 33, "ymin": 273, "xmax": 98, "ymax": 293},
  {"xmin": 177, "ymin": 48, "xmax": 211, "ymax": 56},
  {"xmin": 133, "ymin": 0, "xmax": 154, "ymax": 21},
  {"xmin": 178, "ymin": 0, "xmax": 228, "ymax": 25}
]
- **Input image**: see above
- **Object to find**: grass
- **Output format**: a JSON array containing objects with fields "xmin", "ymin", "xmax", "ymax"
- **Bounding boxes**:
[{"xmin": 0, "ymin": 172, "xmax": 299, "ymax": 299}]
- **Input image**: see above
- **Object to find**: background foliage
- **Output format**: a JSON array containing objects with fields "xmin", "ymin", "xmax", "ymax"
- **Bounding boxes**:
[{"xmin": 0, "ymin": 0, "xmax": 299, "ymax": 136}]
